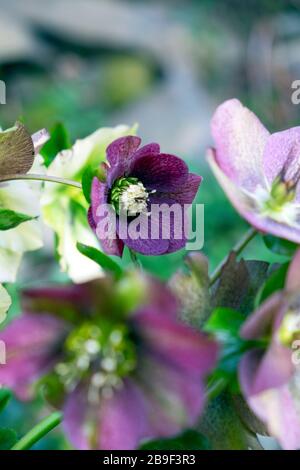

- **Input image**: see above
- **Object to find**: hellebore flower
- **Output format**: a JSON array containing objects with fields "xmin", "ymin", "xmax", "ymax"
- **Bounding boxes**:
[
  {"xmin": 41, "ymin": 125, "xmax": 136, "ymax": 282},
  {"xmin": 89, "ymin": 136, "xmax": 202, "ymax": 256},
  {"xmin": 0, "ymin": 126, "xmax": 48, "ymax": 283},
  {"xmin": 0, "ymin": 273, "xmax": 217, "ymax": 450},
  {"xmin": 209, "ymin": 98, "xmax": 300, "ymax": 243},
  {"xmin": 239, "ymin": 250, "xmax": 300, "ymax": 449}
]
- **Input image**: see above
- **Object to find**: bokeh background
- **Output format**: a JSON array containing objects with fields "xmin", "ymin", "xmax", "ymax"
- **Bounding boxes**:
[{"xmin": 1, "ymin": 0, "xmax": 300, "ymax": 449}]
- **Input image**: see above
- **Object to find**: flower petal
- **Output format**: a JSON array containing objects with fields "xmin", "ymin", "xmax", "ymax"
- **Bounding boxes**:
[
  {"xmin": 263, "ymin": 127, "xmax": 300, "ymax": 194},
  {"xmin": 0, "ymin": 284, "xmax": 11, "ymax": 325},
  {"xmin": 240, "ymin": 292, "xmax": 284, "ymax": 340},
  {"xmin": 136, "ymin": 310, "xmax": 218, "ymax": 376},
  {"xmin": 131, "ymin": 153, "xmax": 189, "ymax": 192},
  {"xmin": 286, "ymin": 248, "xmax": 300, "ymax": 292},
  {"xmin": 0, "ymin": 313, "xmax": 68, "ymax": 399},
  {"xmin": 211, "ymin": 99, "xmax": 269, "ymax": 190},
  {"xmin": 106, "ymin": 136, "xmax": 141, "ymax": 184}
]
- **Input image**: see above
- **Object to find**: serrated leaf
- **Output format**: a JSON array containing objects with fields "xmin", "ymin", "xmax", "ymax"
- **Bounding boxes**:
[
  {"xmin": 263, "ymin": 235, "xmax": 297, "ymax": 257},
  {"xmin": 77, "ymin": 243, "xmax": 123, "ymax": 279},
  {"xmin": 0, "ymin": 428, "xmax": 18, "ymax": 450},
  {"xmin": 0, "ymin": 208, "xmax": 35, "ymax": 231},
  {"xmin": 140, "ymin": 430, "xmax": 210, "ymax": 450},
  {"xmin": 0, "ymin": 122, "xmax": 34, "ymax": 176},
  {"xmin": 0, "ymin": 389, "xmax": 11, "ymax": 413},
  {"xmin": 40, "ymin": 122, "xmax": 71, "ymax": 167}
]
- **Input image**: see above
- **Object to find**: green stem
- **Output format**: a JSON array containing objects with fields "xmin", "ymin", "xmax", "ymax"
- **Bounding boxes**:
[
  {"xmin": 11, "ymin": 412, "xmax": 62, "ymax": 450},
  {"xmin": 0, "ymin": 173, "xmax": 82, "ymax": 189},
  {"xmin": 209, "ymin": 227, "xmax": 257, "ymax": 287}
]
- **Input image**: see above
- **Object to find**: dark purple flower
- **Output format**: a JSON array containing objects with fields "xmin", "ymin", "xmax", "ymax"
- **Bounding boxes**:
[
  {"xmin": 88, "ymin": 136, "xmax": 202, "ymax": 256},
  {"xmin": 239, "ymin": 250, "xmax": 300, "ymax": 449},
  {"xmin": 0, "ymin": 274, "xmax": 217, "ymax": 450}
]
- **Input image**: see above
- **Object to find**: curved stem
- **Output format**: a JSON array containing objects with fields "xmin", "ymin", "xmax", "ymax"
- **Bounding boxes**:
[
  {"xmin": 11, "ymin": 412, "xmax": 62, "ymax": 450},
  {"xmin": 209, "ymin": 227, "xmax": 257, "ymax": 287},
  {"xmin": 0, "ymin": 173, "xmax": 82, "ymax": 189}
]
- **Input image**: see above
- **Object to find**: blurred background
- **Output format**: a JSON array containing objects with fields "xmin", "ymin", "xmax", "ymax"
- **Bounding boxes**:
[{"xmin": 1, "ymin": 0, "xmax": 300, "ymax": 448}]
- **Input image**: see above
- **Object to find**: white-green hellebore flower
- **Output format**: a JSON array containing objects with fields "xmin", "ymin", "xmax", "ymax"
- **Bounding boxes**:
[{"xmin": 41, "ymin": 125, "xmax": 137, "ymax": 283}]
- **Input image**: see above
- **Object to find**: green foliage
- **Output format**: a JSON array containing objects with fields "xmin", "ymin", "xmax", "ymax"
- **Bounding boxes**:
[
  {"xmin": 255, "ymin": 262, "xmax": 289, "ymax": 307},
  {"xmin": 263, "ymin": 235, "xmax": 297, "ymax": 257},
  {"xmin": 140, "ymin": 430, "xmax": 210, "ymax": 450},
  {"xmin": 40, "ymin": 122, "xmax": 71, "ymax": 167},
  {"xmin": 0, "ymin": 428, "xmax": 18, "ymax": 450},
  {"xmin": 77, "ymin": 242, "xmax": 123, "ymax": 279},
  {"xmin": 0, "ymin": 208, "xmax": 35, "ymax": 231}
]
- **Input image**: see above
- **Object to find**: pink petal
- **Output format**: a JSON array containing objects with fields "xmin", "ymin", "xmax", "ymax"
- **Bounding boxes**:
[
  {"xmin": 263, "ymin": 127, "xmax": 300, "ymax": 199},
  {"xmin": 63, "ymin": 387, "xmax": 90, "ymax": 450},
  {"xmin": 211, "ymin": 99, "xmax": 269, "ymax": 190},
  {"xmin": 0, "ymin": 313, "xmax": 67, "ymax": 399},
  {"xmin": 286, "ymin": 248, "xmax": 300, "ymax": 292},
  {"xmin": 240, "ymin": 292, "xmax": 283, "ymax": 340}
]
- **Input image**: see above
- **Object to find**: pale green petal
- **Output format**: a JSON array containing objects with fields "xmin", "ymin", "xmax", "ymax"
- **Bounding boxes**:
[
  {"xmin": 0, "ymin": 248, "xmax": 22, "ymax": 283},
  {"xmin": 0, "ymin": 284, "xmax": 11, "ymax": 324}
]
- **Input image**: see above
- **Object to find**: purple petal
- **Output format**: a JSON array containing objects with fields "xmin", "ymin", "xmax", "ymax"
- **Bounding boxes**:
[
  {"xmin": 286, "ymin": 249, "xmax": 300, "ymax": 292},
  {"xmin": 91, "ymin": 177, "xmax": 124, "ymax": 257},
  {"xmin": 99, "ymin": 381, "xmax": 152, "ymax": 450},
  {"xmin": 63, "ymin": 387, "xmax": 90, "ymax": 450},
  {"xmin": 0, "ymin": 314, "xmax": 67, "ymax": 399},
  {"xmin": 133, "ymin": 142, "xmax": 160, "ymax": 161},
  {"xmin": 263, "ymin": 127, "xmax": 300, "ymax": 199},
  {"xmin": 211, "ymin": 99, "xmax": 269, "ymax": 190},
  {"xmin": 240, "ymin": 292, "xmax": 283, "ymax": 340},
  {"xmin": 138, "ymin": 356, "xmax": 206, "ymax": 435},
  {"xmin": 135, "ymin": 309, "xmax": 218, "ymax": 376},
  {"xmin": 131, "ymin": 153, "xmax": 189, "ymax": 192},
  {"xmin": 106, "ymin": 136, "xmax": 141, "ymax": 183}
]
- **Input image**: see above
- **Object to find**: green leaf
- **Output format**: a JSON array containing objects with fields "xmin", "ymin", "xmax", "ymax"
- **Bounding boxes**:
[
  {"xmin": 140, "ymin": 430, "xmax": 210, "ymax": 450},
  {"xmin": 81, "ymin": 166, "xmax": 95, "ymax": 204},
  {"xmin": 263, "ymin": 235, "xmax": 298, "ymax": 257},
  {"xmin": 0, "ymin": 389, "xmax": 11, "ymax": 413},
  {"xmin": 204, "ymin": 307, "xmax": 245, "ymax": 337},
  {"xmin": 40, "ymin": 122, "xmax": 71, "ymax": 167},
  {"xmin": 255, "ymin": 262, "xmax": 289, "ymax": 307},
  {"xmin": 76, "ymin": 243, "xmax": 123, "ymax": 279},
  {"xmin": 0, "ymin": 428, "xmax": 18, "ymax": 450},
  {"xmin": 0, "ymin": 122, "xmax": 34, "ymax": 176},
  {"xmin": 0, "ymin": 208, "xmax": 35, "ymax": 231}
]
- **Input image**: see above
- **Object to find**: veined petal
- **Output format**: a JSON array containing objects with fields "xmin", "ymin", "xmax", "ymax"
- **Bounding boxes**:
[{"xmin": 211, "ymin": 99, "xmax": 269, "ymax": 190}]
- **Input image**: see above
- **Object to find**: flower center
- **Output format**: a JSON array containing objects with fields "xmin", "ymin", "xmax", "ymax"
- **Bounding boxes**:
[
  {"xmin": 53, "ymin": 321, "xmax": 137, "ymax": 402},
  {"xmin": 278, "ymin": 310, "xmax": 300, "ymax": 347},
  {"xmin": 110, "ymin": 177, "xmax": 150, "ymax": 216}
]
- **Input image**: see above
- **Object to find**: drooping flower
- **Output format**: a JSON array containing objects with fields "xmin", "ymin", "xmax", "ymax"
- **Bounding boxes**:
[
  {"xmin": 89, "ymin": 136, "xmax": 202, "ymax": 256},
  {"xmin": 208, "ymin": 98, "xmax": 300, "ymax": 243},
  {"xmin": 0, "ymin": 273, "xmax": 218, "ymax": 450},
  {"xmin": 41, "ymin": 125, "xmax": 137, "ymax": 282},
  {"xmin": 0, "ymin": 126, "xmax": 48, "ymax": 283},
  {"xmin": 239, "ymin": 249, "xmax": 300, "ymax": 449}
]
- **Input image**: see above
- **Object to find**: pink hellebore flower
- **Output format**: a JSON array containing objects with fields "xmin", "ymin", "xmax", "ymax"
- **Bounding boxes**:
[
  {"xmin": 239, "ymin": 249, "xmax": 300, "ymax": 449},
  {"xmin": 209, "ymin": 98, "xmax": 300, "ymax": 243},
  {"xmin": 0, "ymin": 275, "xmax": 217, "ymax": 450}
]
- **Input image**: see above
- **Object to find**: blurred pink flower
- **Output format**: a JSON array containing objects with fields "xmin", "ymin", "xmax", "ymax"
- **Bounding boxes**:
[
  {"xmin": 239, "ymin": 250, "xmax": 300, "ymax": 449},
  {"xmin": 208, "ymin": 98, "xmax": 300, "ymax": 243},
  {"xmin": 0, "ymin": 275, "xmax": 217, "ymax": 450}
]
